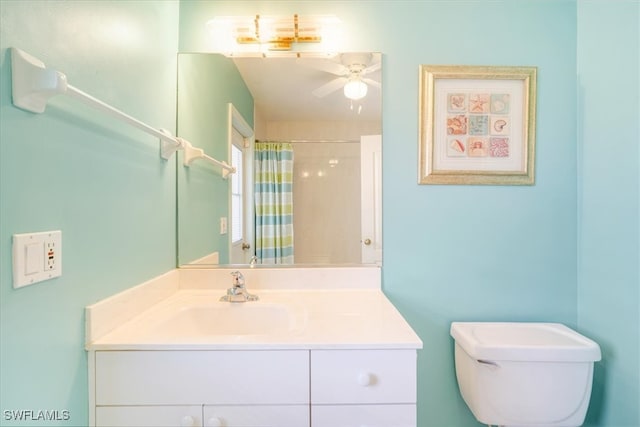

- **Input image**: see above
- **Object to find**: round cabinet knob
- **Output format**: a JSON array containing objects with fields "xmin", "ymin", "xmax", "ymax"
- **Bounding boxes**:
[
  {"xmin": 180, "ymin": 415, "xmax": 196, "ymax": 427},
  {"xmin": 363, "ymin": 238, "xmax": 372, "ymax": 246},
  {"xmin": 357, "ymin": 372, "xmax": 375, "ymax": 387},
  {"xmin": 207, "ymin": 417, "xmax": 223, "ymax": 427}
]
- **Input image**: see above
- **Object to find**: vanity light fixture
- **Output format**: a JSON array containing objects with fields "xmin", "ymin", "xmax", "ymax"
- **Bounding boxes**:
[{"xmin": 206, "ymin": 14, "xmax": 342, "ymax": 56}]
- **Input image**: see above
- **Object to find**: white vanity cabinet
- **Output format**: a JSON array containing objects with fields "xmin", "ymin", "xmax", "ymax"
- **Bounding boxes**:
[
  {"xmin": 92, "ymin": 350, "xmax": 310, "ymax": 427},
  {"xmin": 91, "ymin": 349, "xmax": 418, "ymax": 427},
  {"xmin": 86, "ymin": 275, "xmax": 423, "ymax": 427}
]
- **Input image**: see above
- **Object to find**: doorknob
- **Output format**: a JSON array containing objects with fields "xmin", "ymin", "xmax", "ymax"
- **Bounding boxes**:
[
  {"xmin": 241, "ymin": 243, "xmax": 251, "ymax": 250},
  {"xmin": 363, "ymin": 238, "xmax": 372, "ymax": 246}
]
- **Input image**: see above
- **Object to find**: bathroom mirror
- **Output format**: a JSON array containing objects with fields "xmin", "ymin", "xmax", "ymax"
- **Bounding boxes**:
[{"xmin": 177, "ymin": 52, "xmax": 382, "ymax": 267}]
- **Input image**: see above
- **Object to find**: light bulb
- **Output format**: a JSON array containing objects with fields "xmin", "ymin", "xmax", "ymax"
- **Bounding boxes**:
[{"xmin": 343, "ymin": 79, "xmax": 368, "ymax": 100}]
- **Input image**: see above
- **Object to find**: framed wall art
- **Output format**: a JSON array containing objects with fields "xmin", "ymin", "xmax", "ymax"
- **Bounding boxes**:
[{"xmin": 418, "ymin": 65, "xmax": 537, "ymax": 185}]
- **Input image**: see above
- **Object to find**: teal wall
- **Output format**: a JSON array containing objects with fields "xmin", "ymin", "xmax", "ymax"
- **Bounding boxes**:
[
  {"xmin": 577, "ymin": 1, "xmax": 640, "ymax": 426},
  {"xmin": 0, "ymin": 1, "xmax": 637, "ymax": 426},
  {"xmin": 0, "ymin": 1, "xmax": 179, "ymax": 425},
  {"xmin": 177, "ymin": 53, "xmax": 253, "ymax": 265}
]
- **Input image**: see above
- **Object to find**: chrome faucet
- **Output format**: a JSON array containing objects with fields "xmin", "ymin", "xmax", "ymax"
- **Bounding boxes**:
[{"xmin": 220, "ymin": 271, "xmax": 259, "ymax": 302}]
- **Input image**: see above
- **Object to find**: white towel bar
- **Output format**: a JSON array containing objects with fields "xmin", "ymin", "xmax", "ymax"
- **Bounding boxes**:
[
  {"xmin": 10, "ymin": 48, "xmax": 182, "ymax": 160},
  {"xmin": 10, "ymin": 47, "xmax": 235, "ymax": 177}
]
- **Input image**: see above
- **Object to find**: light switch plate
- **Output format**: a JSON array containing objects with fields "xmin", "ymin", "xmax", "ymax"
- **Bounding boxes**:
[{"xmin": 12, "ymin": 230, "xmax": 62, "ymax": 289}]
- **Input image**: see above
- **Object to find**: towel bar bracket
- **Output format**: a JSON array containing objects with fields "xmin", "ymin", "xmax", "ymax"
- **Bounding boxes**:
[
  {"xmin": 180, "ymin": 138, "xmax": 235, "ymax": 179},
  {"xmin": 160, "ymin": 129, "xmax": 182, "ymax": 160},
  {"xmin": 11, "ymin": 48, "xmax": 68, "ymax": 114}
]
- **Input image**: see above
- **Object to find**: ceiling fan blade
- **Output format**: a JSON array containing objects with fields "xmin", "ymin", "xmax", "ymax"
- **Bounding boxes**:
[
  {"xmin": 362, "ymin": 61, "xmax": 381, "ymax": 76},
  {"xmin": 297, "ymin": 58, "xmax": 349, "ymax": 76},
  {"xmin": 312, "ymin": 77, "xmax": 348, "ymax": 98},
  {"xmin": 362, "ymin": 78, "xmax": 381, "ymax": 89}
]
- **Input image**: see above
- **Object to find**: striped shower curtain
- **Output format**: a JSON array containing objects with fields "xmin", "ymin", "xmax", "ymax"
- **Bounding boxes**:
[{"xmin": 254, "ymin": 142, "xmax": 294, "ymax": 264}]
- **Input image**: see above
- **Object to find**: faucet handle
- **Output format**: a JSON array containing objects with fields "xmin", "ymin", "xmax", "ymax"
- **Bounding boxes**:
[{"xmin": 230, "ymin": 271, "xmax": 245, "ymax": 287}]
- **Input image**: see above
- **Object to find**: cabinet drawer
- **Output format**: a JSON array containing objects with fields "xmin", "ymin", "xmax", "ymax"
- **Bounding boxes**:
[
  {"xmin": 95, "ymin": 350, "xmax": 309, "ymax": 405},
  {"xmin": 203, "ymin": 405, "xmax": 308, "ymax": 426},
  {"xmin": 312, "ymin": 404, "xmax": 416, "ymax": 427},
  {"xmin": 96, "ymin": 405, "xmax": 201, "ymax": 427},
  {"xmin": 311, "ymin": 350, "xmax": 416, "ymax": 404}
]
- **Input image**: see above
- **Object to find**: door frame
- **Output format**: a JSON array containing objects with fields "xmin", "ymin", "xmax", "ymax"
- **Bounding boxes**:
[{"xmin": 227, "ymin": 103, "xmax": 254, "ymax": 264}]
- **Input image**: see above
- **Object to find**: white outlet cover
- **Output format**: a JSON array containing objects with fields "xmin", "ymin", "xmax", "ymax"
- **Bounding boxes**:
[{"xmin": 12, "ymin": 230, "xmax": 62, "ymax": 289}]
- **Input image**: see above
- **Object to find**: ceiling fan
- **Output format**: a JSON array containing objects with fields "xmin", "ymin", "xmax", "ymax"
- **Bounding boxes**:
[{"xmin": 300, "ymin": 53, "xmax": 381, "ymax": 100}]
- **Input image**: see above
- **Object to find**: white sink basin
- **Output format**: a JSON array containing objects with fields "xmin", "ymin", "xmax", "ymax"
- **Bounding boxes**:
[
  {"xmin": 132, "ymin": 297, "xmax": 307, "ymax": 341},
  {"xmin": 152, "ymin": 302, "xmax": 299, "ymax": 337}
]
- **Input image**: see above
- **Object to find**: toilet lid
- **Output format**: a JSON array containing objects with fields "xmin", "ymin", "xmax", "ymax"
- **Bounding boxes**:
[{"xmin": 450, "ymin": 322, "xmax": 602, "ymax": 362}]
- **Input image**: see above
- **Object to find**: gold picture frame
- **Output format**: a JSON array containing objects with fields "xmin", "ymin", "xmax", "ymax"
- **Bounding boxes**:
[{"xmin": 419, "ymin": 65, "xmax": 537, "ymax": 185}]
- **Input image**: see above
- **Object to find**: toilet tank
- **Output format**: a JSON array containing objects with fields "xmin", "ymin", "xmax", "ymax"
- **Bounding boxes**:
[{"xmin": 450, "ymin": 322, "xmax": 601, "ymax": 427}]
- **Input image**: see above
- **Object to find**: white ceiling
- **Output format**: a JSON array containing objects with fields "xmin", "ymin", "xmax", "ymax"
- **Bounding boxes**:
[{"xmin": 232, "ymin": 52, "xmax": 382, "ymax": 123}]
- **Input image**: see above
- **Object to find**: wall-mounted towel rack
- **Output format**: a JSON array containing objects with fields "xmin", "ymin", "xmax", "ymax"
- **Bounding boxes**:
[{"xmin": 9, "ymin": 47, "xmax": 235, "ymax": 178}]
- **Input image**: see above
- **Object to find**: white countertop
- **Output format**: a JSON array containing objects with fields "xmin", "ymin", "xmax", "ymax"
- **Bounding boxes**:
[
  {"xmin": 87, "ymin": 288, "xmax": 422, "ymax": 351},
  {"xmin": 85, "ymin": 267, "xmax": 422, "ymax": 351}
]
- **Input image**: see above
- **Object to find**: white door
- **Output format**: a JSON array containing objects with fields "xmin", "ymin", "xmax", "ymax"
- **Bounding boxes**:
[{"xmin": 360, "ymin": 134, "xmax": 382, "ymax": 264}]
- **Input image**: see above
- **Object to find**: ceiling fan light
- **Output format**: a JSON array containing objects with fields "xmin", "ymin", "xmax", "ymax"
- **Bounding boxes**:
[{"xmin": 343, "ymin": 79, "xmax": 368, "ymax": 100}]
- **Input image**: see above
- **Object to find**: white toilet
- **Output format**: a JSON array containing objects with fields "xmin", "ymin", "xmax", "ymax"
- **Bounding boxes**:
[{"xmin": 450, "ymin": 322, "xmax": 601, "ymax": 427}]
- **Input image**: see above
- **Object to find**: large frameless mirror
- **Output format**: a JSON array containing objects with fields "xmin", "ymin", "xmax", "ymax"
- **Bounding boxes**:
[{"xmin": 177, "ymin": 52, "xmax": 382, "ymax": 267}]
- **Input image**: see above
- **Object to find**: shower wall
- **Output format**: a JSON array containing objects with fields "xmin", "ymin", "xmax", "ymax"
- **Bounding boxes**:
[{"xmin": 292, "ymin": 141, "xmax": 361, "ymax": 264}]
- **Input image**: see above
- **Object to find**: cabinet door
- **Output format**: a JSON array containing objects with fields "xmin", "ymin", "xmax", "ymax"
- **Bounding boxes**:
[
  {"xmin": 203, "ymin": 405, "xmax": 308, "ymax": 427},
  {"xmin": 312, "ymin": 404, "xmax": 416, "ymax": 427},
  {"xmin": 311, "ymin": 350, "xmax": 417, "ymax": 404},
  {"xmin": 96, "ymin": 405, "xmax": 202, "ymax": 427},
  {"xmin": 95, "ymin": 350, "xmax": 309, "ymax": 405}
]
